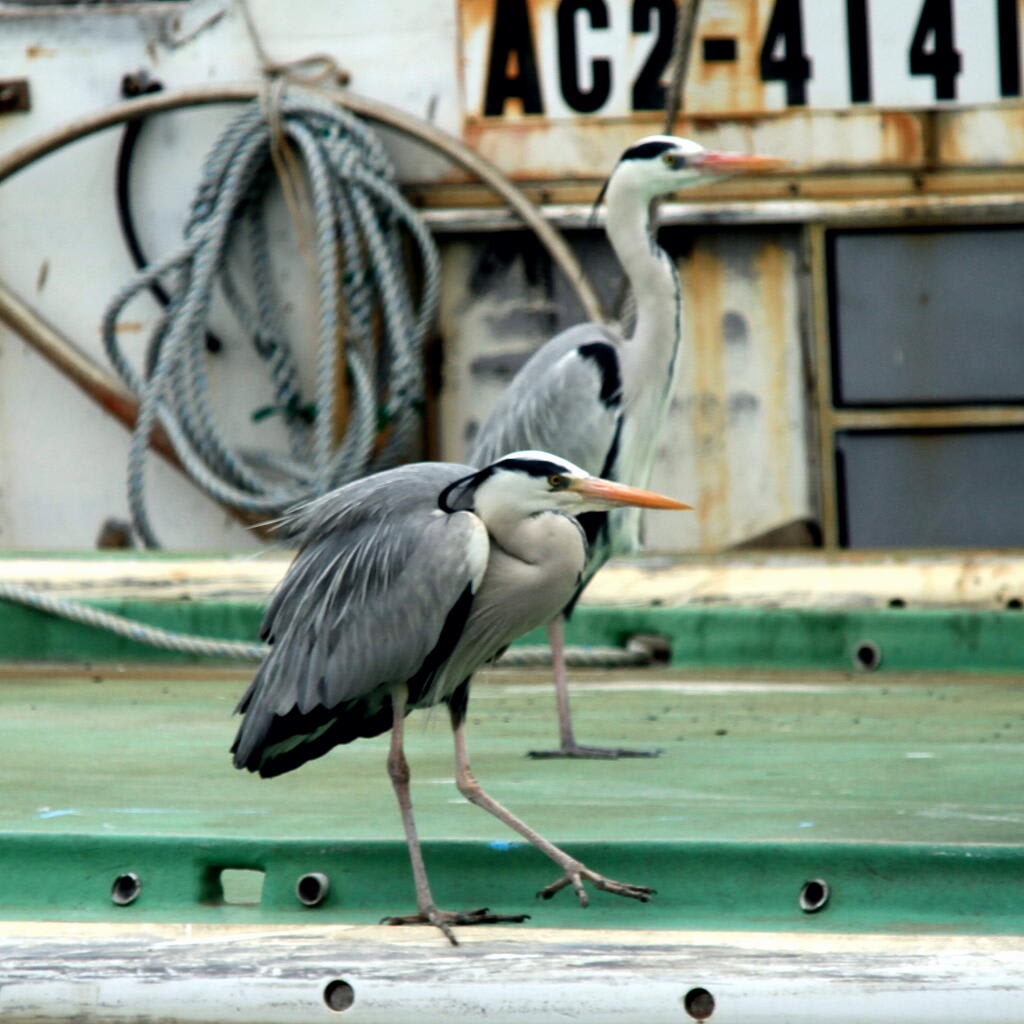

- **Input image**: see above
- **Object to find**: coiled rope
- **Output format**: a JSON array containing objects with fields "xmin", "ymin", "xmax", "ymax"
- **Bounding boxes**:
[{"xmin": 103, "ymin": 89, "xmax": 440, "ymax": 548}]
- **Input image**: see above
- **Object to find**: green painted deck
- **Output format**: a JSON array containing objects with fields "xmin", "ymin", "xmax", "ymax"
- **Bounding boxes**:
[{"xmin": 2, "ymin": 666, "xmax": 1023, "ymax": 934}]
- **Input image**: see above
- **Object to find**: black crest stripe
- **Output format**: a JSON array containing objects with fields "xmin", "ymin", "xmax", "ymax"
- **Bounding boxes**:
[{"xmin": 619, "ymin": 139, "xmax": 675, "ymax": 162}]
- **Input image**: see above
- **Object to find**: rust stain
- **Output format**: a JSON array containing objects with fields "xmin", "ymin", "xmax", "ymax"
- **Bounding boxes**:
[
  {"xmin": 114, "ymin": 321, "xmax": 145, "ymax": 334},
  {"xmin": 687, "ymin": 0, "xmax": 767, "ymax": 116},
  {"xmin": 935, "ymin": 110, "xmax": 965, "ymax": 167},
  {"xmin": 754, "ymin": 238, "xmax": 793, "ymax": 524},
  {"xmin": 879, "ymin": 111, "xmax": 925, "ymax": 167},
  {"xmin": 684, "ymin": 240, "xmax": 728, "ymax": 551},
  {"xmin": 737, "ymin": 0, "xmax": 768, "ymax": 113},
  {"xmin": 459, "ymin": 0, "xmax": 491, "ymax": 37},
  {"xmin": 25, "ymin": 45, "xmax": 56, "ymax": 59}
]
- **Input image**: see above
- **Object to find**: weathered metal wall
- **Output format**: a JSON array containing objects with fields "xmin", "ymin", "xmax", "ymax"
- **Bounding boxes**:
[
  {"xmin": 439, "ymin": 224, "xmax": 810, "ymax": 552},
  {"xmin": 2, "ymin": 0, "xmax": 1024, "ymax": 550}
]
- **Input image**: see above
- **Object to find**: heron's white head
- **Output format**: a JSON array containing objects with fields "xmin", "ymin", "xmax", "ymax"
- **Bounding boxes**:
[
  {"xmin": 440, "ymin": 450, "xmax": 691, "ymax": 524},
  {"xmin": 601, "ymin": 135, "xmax": 782, "ymax": 205}
]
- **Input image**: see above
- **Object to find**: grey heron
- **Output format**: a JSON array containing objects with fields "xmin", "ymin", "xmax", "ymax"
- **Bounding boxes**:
[
  {"xmin": 232, "ymin": 451, "xmax": 690, "ymax": 944},
  {"xmin": 470, "ymin": 136, "xmax": 780, "ymax": 758}
]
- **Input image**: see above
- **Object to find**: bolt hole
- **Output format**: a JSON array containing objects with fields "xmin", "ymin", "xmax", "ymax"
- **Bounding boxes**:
[
  {"xmin": 1006, "ymin": 597, "xmax": 1022, "ymax": 610},
  {"xmin": 324, "ymin": 979, "xmax": 355, "ymax": 1012},
  {"xmin": 111, "ymin": 872, "xmax": 142, "ymax": 906},
  {"xmin": 683, "ymin": 986, "xmax": 715, "ymax": 1020},
  {"xmin": 799, "ymin": 878, "xmax": 830, "ymax": 913},
  {"xmin": 853, "ymin": 640, "xmax": 881, "ymax": 671},
  {"xmin": 296, "ymin": 872, "xmax": 331, "ymax": 907}
]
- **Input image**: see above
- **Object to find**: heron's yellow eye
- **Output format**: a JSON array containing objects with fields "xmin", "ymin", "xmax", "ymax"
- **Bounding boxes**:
[
  {"xmin": 662, "ymin": 152, "xmax": 674, "ymax": 166},
  {"xmin": 548, "ymin": 474, "xmax": 567, "ymax": 489}
]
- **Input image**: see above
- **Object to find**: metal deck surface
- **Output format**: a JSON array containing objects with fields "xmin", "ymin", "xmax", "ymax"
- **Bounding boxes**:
[
  {"xmin": 3, "ymin": 665, "xmax": 1024, "ymax": 1022},
  {"xmin": 3, "ymin": 666, "xmax": 1022, "ymax": 847}
]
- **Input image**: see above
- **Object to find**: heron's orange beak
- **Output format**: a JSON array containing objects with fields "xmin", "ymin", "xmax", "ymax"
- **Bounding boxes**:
[
  {"xmin": 570, "ymin": 477, "xmax": 692, "ymax": 510},
  {"xmin": 696, "ymin": 151, "xmax": 786, "ymax": 174}
]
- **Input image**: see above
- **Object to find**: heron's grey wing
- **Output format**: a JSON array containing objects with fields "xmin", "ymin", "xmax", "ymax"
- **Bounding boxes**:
[
  {"xmin": 469, "ymin": 323, "xmax": 624, "ymax": 476},
  {"xmin": 232, "ymin": 462, "xmax": 489, "ymax": 776}
]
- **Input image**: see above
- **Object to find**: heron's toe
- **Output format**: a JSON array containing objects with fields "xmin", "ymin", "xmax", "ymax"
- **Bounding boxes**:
[
  {"xmin": 537, "ymin": 865, "xmax": 655, "ymax": 905},
  {"xmin": 381, "ymin": 906, "xmax": 529, "ymax": 944}
]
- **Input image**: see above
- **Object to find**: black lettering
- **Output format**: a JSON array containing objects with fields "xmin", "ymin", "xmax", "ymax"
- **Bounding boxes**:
[
  {"xmin": 557, "ymin": 0, "xmax": 612, "ymax": 114},
  {"xmin": 632, "ymin": 0, "xmax": 677, "ymax": 110},
  {"xmin": 703, "ymin": 37, "xmax": 738, "ymax": 62},
  {"xmin": 908, "ymin": 0, "xmax": 961, "ymax": 101},
  {"xmin": 845, "ymin": 0, "xmax": 872, "ymax": 103},
  {"xmin": 997, "ymin": 0, "xmax": 1021, "ymax": 97},
  {"xmin": 759, "ymin": 0, "xmax": 813, "ymax": 107},
  {"xmin": 483, "ymin": 0, "xmax": 544, "ymax": 116}
]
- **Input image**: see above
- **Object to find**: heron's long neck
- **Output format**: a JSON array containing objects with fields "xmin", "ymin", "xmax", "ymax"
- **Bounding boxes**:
[
  {"xmin": 605, "ymin": 180, "xmax": 682, "ymax": 388},
  {"xmin": 474, "ymin": 495, "xmax": 581, "ymax": 571}
]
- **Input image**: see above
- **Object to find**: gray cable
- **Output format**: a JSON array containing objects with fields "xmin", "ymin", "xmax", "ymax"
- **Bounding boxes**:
[
  {"xmin": 0, "ymin": 582, "xmax": 266, "ymax": 661},
  {"xmin": 0, "ymin": 581, "xmax": 649, "ymax": 668},
  {"xmin": 101, "ymin": 91, "xmax": 441, "ymax": 547}
]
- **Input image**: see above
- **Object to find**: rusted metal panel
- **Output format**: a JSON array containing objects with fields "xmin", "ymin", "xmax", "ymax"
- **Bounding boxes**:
[
  {"xmin": 438, "ymin": 227, "xmax": 811, "ymax": 554},
  {"xmin": 460, "ymin": 108, "xmax": 930, "ymax": 185},
  {"xmin": 648, "ymin": 228, "xmax": 811, "ymax": 552}
]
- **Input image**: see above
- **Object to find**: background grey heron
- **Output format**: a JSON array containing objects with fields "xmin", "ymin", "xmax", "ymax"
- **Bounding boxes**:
[
  {"xmin": 470, "ymin": 136, "xmax": 781, "ymax": 758},
  {"xmin": 232, "ymin": 451, "xmax": 690, "ymax": 944}
]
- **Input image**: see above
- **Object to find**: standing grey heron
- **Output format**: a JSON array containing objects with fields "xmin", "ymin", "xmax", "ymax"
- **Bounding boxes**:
[
  {"xmin": 470, "ymin": 136, "xmax": 780, "ymax": 758},
  {"xmin": 232, "ymin": 451, "xmax": 690, "ymax": 944}
]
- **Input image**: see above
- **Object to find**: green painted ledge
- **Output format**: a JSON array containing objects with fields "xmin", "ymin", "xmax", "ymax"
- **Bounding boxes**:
[
  {"xmin": 2, "ymin": 832, "xmax": 1023, "ymax": 935},
  {"xmin": 0, "ymin": 596, "xmax": 1022, "ymax": 673}
]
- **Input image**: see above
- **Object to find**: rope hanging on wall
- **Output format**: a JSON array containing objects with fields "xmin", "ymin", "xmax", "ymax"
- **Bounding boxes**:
[{"xmin": 102, "ymin": 90, "xmax": 441, "ymax": 548}]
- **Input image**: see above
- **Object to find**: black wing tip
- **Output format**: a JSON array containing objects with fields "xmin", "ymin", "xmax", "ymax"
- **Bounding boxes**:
[{"xmin": 577, "ymin": 341, "xmax": 623, "ymax": 408}]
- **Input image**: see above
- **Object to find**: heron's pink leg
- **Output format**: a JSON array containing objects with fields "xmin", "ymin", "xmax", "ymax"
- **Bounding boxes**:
[
  {"xmin": 453, "ymin": 717, "xmax": 654, "ymax": 907},
  {"xmin": 527, "ymin": 616, "xmax": 662, "ymax": 760},
  {"xmin": 381, "ymin": 686, "xmax": 457, "ymax": 942},
  {"xmin": 382, "ymin": 687, "xmax": 530, "ymax": 944},
  {"xmin": 550, "ymin": 616, "xmax": 576, "ymax": 749}
]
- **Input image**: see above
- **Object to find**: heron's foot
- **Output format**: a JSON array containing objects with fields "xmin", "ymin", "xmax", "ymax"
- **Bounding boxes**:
[
  {"xmin": 536, "ymin": 859, "xmax": 656, "ymax": 907},
  {"xmin": 381, "ymin": 906, "xmax": 531, "ymax": 946},
  {"xmin": 528, "ymin": 743, "xmax": 662, "ymax": 760}
]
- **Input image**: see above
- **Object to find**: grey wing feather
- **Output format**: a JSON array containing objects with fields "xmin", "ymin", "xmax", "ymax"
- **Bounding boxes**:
[
  {"xmin": 232, "ymin": 463, "xmax": 487, "ymax": 770},
  {"xmin": 470, "ymin": 323, "xmax": 623, "ymax": 475}
]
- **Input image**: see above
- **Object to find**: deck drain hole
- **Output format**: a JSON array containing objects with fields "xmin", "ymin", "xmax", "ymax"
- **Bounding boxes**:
[
  {"xmin": 218, "ymin": 868, "xmax": 265, "ymax": 906},
  {"xmin": 111, "ymin": 872, "xmax": 141, "ymax": 906},
  {"xmin": 799, "ymin": 878, "xmax": 830, "ymax": 913},
  {"xmin": 324, "ymin": 979, "xmax": 355, "ymax": 1012},
  {"xmin": 683, "ymin": 987, "xmax": 714, "ymax": 1020},
  {"xmin": 627, "ymin": 633, "xmax": 672, "ymax": 663},
  {"xmin": 852, "ymin": 640, "xmax": 881, "ymax": 671},
  {"xmin": 888, "ymin": 597, "xmax": 906, "ymax": 608},
  {"xmin": 297, "ymin": 872, "xmax": 331, "ymax": 906},
  {"xmin": 1006, "ymin": 597, "xmax": 1022, "ymax": 610}
]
